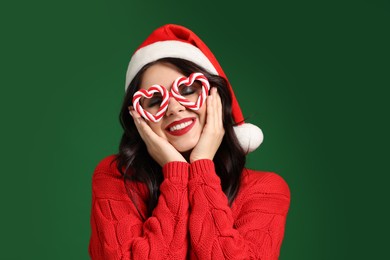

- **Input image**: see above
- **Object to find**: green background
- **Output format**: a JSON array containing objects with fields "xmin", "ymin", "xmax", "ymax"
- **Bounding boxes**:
[{"xmin": 1, "ymin": 0, "xmax": 389, "ymax": 259}]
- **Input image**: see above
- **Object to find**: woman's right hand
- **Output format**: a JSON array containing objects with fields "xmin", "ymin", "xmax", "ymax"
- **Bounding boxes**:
[{"xmin": 129, "ymin": 107, "xmax": 187, "ymax": 167}]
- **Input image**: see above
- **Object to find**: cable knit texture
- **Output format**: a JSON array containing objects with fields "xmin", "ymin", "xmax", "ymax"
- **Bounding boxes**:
[{"xmin": 89, "ymin": 155, "xmax": 290, "ymax": 259}]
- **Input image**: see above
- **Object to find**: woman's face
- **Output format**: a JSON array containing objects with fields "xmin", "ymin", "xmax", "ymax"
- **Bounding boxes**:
[{"xmin": 138, "ymin": 62, "xmax": 207, "ymax": 153}]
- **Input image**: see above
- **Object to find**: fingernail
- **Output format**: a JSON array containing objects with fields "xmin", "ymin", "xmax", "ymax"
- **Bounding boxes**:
[{"xmin": 129, "ymin": 111, "xmax": 133, "ymax": 117}]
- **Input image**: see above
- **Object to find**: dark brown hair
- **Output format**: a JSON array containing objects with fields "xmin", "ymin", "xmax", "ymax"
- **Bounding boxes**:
[{"xmin": 114, "ymin": 58, "xmax": 246, "ymax": 219}]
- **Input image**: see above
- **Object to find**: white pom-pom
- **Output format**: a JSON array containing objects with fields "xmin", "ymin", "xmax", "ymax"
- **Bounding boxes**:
[{"xmin": 233, "ymin": 123, "xmax": 264, "ymax": 153}]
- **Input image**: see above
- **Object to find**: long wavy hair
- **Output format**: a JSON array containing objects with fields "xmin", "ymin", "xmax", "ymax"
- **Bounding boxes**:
[{"xmin": 114, "ymin": 58, "xmax": 246, "ymax": 219}]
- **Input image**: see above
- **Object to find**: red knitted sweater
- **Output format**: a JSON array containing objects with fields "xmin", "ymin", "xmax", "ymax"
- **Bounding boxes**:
[{"xmin": 89, "ymin": 155, "xmax": 290, "ymax": 259}]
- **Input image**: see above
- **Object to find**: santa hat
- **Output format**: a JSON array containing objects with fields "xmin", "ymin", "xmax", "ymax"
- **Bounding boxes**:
[{"xmin": 125, "ymin": 24, "xmax": 263, "ymax": 153}]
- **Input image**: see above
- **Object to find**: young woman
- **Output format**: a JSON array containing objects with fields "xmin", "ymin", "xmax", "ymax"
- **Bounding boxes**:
[{"xmin": 89, "ymin": 24, "xmax": 290, "ymax": 260}]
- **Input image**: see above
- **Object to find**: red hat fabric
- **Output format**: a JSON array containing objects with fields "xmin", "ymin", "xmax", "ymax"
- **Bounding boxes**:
[{"xmin": 125, "ymin": 24, "xmax": 263, "ymax": 152}]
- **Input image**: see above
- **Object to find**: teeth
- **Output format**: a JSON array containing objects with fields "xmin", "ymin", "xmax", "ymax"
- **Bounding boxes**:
[{"xmin": 169, "ymin": 121, "xmax": 192, "ymax": 132}]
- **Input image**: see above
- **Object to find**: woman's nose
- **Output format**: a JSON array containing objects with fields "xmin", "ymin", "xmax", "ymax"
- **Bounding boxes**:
[{"xmin": 166, "ymin": 97, "xmax": 185, "ymax": 116}]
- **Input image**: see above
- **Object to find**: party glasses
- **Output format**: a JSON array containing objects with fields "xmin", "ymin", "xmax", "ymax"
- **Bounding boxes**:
[{"xmin": 132, "ymin": 73, "xmax": 210, "ymax": 122}]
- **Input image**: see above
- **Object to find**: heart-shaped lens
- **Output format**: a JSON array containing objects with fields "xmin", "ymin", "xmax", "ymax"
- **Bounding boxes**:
[
  {"xmin": 171, "ymin": 73, "xmax": 210, "ymax": 110},
  {"xmin": 132, "ymin": 85, "xmax": 169, "ymax": 122}
]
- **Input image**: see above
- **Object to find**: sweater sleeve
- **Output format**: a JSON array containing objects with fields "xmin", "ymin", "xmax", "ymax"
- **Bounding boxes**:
[
  {"xmin": 188, "ymin": 159, "xmax": 290, "ymax": 260},
  {"xmin": 89, "ymin": 157, "xmax": 189, "ymax": 260}
]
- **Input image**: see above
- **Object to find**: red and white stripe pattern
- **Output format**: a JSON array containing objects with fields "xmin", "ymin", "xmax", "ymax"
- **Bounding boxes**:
[
  {"xmin": 132, "ymin": 85, "xmax": 169, "ymax": 122},
  {"xmin": 171, "ymin": 73, "xmax": 210, "ymax": 110},
  {"xmin": 132, "ymin": 73, "xmax": 210, "ymax": 122}
]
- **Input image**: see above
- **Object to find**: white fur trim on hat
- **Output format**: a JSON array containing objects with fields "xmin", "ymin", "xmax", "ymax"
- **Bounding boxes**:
[
  {"xmin": 233, "ymin": 123, "xmax": 264, "ymax": 153},
  {"xmin": 126, "ymin": 40, "xmax": 219, "ymax": 89}
]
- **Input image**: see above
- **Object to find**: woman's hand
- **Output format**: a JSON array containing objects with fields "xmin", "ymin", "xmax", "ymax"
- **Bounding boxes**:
[
  {"xmin": 129, "ymin": 107, "xmax": 187, "ymax": 167},
  {"xmin": 189, "ymin": 87, "xmax": 225, "ymax": 163}
]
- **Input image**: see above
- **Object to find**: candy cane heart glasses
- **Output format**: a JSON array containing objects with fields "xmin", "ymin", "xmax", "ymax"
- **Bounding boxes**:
[{"xmin": 132, "ymin": 72, "xmax": 210, "ymax": 122}]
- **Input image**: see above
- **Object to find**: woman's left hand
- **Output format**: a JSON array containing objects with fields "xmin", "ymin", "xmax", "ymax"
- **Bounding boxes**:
[{"xmin": 190, "ymin": 87, "xmax": 225, "ymax": 163}]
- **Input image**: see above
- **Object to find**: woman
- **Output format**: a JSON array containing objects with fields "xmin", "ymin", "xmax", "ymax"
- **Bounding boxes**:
[{"xmin": 89, "ymin": 24, "xmax": 290, "ymax": 260}]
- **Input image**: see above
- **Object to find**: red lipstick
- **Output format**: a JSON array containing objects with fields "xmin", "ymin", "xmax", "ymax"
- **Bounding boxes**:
[{"xmin": 165, "ymin": 118, "xmax": 196, "ymax": 136}]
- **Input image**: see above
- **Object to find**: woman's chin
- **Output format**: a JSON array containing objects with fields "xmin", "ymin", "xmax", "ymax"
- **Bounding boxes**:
[{"xmin": 171, "ymin": 139, "xmax": 197, "ymax": 153}]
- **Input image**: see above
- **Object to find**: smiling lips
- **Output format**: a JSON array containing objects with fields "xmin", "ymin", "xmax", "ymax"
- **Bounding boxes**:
[{"xmin": 166, "ymin": 118, "xmax": 196, "ymax": 136}]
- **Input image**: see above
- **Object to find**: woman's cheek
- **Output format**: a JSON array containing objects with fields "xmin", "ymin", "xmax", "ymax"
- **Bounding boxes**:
[{"xmin": 148, "ymin": 122, "xmax": 168, "ymax": 140}]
